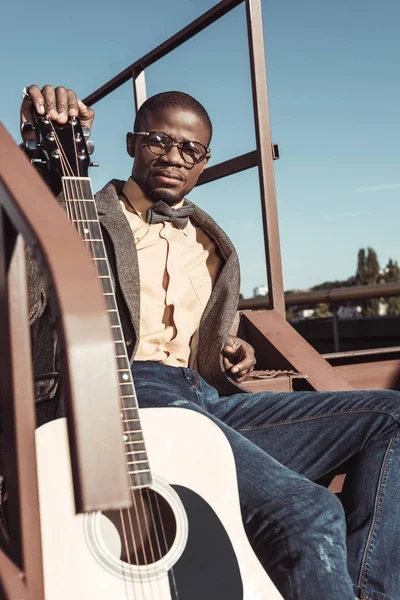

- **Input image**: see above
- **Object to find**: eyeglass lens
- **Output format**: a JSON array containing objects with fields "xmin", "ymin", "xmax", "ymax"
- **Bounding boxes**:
[{"xmin": 147, "ymin": 132, "xmax": 206, "ymax": 164}]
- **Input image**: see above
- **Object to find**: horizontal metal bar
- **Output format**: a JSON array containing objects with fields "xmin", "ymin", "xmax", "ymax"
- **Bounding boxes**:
[
  {"xmin": 323, "ymin": 346, "xmax": 400, "ymax": 360},
  {"xmin": 196, "ymin": 150, "xmax": 257, "ymax": 186},
  {"xmin": 239, "ymin": 282, "xmax": 400, "ymax": 310},
  {"xmin": 83, "ymin": 0, "xmax": 244, "ymax": 106}
]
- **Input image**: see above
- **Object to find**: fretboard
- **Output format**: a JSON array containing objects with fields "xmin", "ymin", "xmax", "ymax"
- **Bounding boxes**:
[{"xmin": 62, "ymin": 176, "xmax": 152, "ymax": 489}]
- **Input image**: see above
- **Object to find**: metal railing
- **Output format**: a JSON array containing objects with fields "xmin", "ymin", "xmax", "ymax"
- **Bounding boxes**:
[
  {"xmin": 0, "ymin": 124, "xmax": 130, "ymax": 600},
  {"xmin": 82, "ymin": 0, "xmax": 285, "ymax": 315}
]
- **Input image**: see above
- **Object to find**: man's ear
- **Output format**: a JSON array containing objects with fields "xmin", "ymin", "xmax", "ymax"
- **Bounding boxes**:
[
  {"xmin": 126, "ymin": 132, "xmax": 136, "ymax": 158},
  {"xmin": 199, "ymin": 154, "xmax": 210, "ymax": 175}
]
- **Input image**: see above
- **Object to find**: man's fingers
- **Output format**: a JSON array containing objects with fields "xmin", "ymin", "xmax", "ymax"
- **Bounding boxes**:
[
  {"xmin": 77, "ymin": 99, "xmax": 95, "ymax": 131},
  {"xmin": 41, "ymin": 85, "xmax": 58, "ymax": 120},
  {"xmin": 26, "ymin": 84, "xmax": 45, "ymax": 115},
  {"xmin": 55, "ymin": 86, "xmax": 70, "ymax": 123}
]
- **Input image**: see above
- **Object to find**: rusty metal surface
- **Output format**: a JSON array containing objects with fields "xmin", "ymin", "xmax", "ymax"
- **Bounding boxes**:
[
  {"xmin": 245, "ymin": 0, "xmax": 285, "ymax": 316},
  {"xmin": 239, "ymin": 281, "xmax": 400, "ymax": 310},
  {"xmin": 0, "ymin": 123, "xmax": 131, "ymax": 514},
  {"xmin": 242, "ymin": 309, "xmax": 353, "ymax": 391},
  {"xmin": 0, "ymin": 230, "xmax": 44, "ymax": 596},
  {"xmin": 324, "ymin": 346, "xmax": 400, "ymax": 360},
  {"xmin": 0, "ymin": 548, "xmax": 28, "ymax": 600},
  {"xmin": 334, "ymin": 359, "xmax": 400, "ymax": 391},
  {"xmin": 197, "ymin": 150, "xmax": 258, "ymax": 186}
]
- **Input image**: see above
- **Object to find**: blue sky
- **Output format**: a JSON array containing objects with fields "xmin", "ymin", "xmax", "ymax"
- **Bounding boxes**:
[{"xmin": 1, "ymin": 0, "xmax": 399, "ymax": 298}]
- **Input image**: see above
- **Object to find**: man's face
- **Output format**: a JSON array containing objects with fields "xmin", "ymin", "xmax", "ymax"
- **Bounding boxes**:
[{"xmin": 127, "ymin": 107, "xmax": 210, "ymax": 206}]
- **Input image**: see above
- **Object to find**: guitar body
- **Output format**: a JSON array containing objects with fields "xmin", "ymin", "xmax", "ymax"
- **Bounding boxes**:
[{"xmin": 36, "ymin": 407, "xmax": 282, "ymax": 600}]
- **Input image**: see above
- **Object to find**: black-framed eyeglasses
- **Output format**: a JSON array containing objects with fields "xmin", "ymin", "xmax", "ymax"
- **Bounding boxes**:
[{"xmin": 134, "ymin": 131, "xmax": 210, "ymax": 166}]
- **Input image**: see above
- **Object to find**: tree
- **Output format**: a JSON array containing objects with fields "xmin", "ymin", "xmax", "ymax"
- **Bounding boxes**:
[
  {"xmin": 356, "ymin": 247, "xmax": 382, "ymax": 316},
  {"xmin": 384, "ymin": 259, "xmax": 400, "ymax": 315}
]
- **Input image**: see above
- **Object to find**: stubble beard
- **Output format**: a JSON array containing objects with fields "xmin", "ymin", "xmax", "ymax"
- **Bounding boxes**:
[{"xmin": 136, "ymin": 177, "xmax": 185, "ymax": 206}]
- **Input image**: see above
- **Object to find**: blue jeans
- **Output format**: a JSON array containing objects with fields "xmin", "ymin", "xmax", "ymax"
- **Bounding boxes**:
[{"xmin": 132, "ymin": 361, "xmax": 400, "ymax": 600}]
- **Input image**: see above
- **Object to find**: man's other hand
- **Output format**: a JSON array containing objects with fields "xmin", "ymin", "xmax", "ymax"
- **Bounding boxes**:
[{"xmin": 222, "ymin": 336, "xmax": 255, "ymax": 383}]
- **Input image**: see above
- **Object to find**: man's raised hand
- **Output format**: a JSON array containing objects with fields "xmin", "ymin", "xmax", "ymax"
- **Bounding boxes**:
[{"xmin": 20, "ymin": 85, "xmax": 95, "ymax": 142}]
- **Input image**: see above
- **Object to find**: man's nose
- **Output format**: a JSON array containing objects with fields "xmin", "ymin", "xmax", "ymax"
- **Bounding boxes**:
[{"xmin": 159, "ymin": 144, "xmax": 185, "ymax": 166}]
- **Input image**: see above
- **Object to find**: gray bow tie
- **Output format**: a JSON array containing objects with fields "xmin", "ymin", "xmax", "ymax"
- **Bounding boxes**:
[{"xmin": 146, "ymin": 200, "xmax": 195, "ymax": 229}]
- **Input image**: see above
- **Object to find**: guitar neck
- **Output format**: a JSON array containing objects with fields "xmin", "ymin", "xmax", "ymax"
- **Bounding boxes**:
[{"xmin": 62, "ymin": 176, "xmax": 152, "ymax": 489}]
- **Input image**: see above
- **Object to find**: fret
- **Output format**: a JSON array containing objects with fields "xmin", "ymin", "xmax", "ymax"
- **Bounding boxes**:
[
  {"xmin": 105, "ymin": 298, "xmax": 118, "ymax": 314},
  {"xmin": 94, "ymin": 261, "xmax": 111, "ymax": 277},
  {"xmin": 124, "ymin": 436, "xmax": 145, "ymax": 445},
  {"xmin": 115, "ymin": 342, "xmax": 127, "ymax": 355},
  {"xmin": 110, "ymin": 330, "xmax": 124, "ymax": 343},
  {"xmin": 70, "ymin": 219, "xmax": 98, "ymax": 222},
  {"xmin": 122, "ymin": 413, "xmax": 139, "ymax": 422},
  {"xmin": 123, "ymin": 419, "xmax": 140, "ymax": 423},
  {"xmin": 66, "ymin": 202, "xmax": 98, "ymax": 221},
  {"xmin": 126, "ymin": 460, "xmax": 148, "ymax": 465},
  {"xmin": 124, "ymin": 439, "xmax": 146, "ymax": 446},
  {"xmin": 129, "ymin": 471, "xmax": 153, "ymax": 489},
  {"xmin": 128, "ymin": 469, "xmax": 150, "ymax": 475},
  {"xmin": 125, "ymin": 450, "xmax": 148, "ymax": 456},
  {"xmin": 83, "ymin": 241, "xmax": 107, "ymax": 258},
  {"xmin": 106, "ymin": 312, "xmax": 121, "ymax": 329},
  {"xmin": 77, "ymin": 222, "xmax": 102, "ymax": 240},
  {"xmin": 65, "ymin": 197, "xmax": 95, "ymax": 203},
  {"xmin": 116, "ymin": 358, "xmax": 131, "ymax": 370},
  {"xmin": 120, "ymin": 394, "xmax": 137, "ymax": 399}
]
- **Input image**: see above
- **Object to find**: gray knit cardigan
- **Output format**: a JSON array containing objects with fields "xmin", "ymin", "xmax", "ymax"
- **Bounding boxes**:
[{"xmin": 28, "ymin": 180, "xmax": 243, "ymax": 426}]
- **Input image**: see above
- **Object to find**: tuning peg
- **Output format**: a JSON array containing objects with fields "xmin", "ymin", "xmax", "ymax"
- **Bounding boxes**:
[
  {"xmin": 31, "ymin": 158, "xmax": 47, "ymax": 166},
  {"xmin": 89, "ymin": 161, "xmax": 99, "ymax": 167},
  {"xmin": 82, "ymin": 127, "xmax": 90, "ymax": 140},
  {"xmin": 86, "ymin": 140, "xmax": 95, "ymax": 155},
  {"xmin": 21, "ymin": 121, "xmax": 36, "ymax": 135},
  {"xmin": 25, "ymin": 140, "xmax": 40, "ymax": 153}
]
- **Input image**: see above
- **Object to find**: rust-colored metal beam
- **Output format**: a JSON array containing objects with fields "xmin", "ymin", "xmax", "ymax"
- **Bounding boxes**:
[
  {"xmin": 242, "ymin": 309, "xmax": 353, "ymax": 391},
  {"xmin": 83, "ymin": 0, "xmax": 243, "ymax": 106},
  {"xmin": 0, "ymin": 226, "xmax": 44, "ymax": 596},
  {"xmin": 197, "ymin": 151, "xmax": 257, "ymax": 186},
  {"xmin": 245, "ymin": 0, "xmax": 285, "ymax": 316},
  {"xmin": 0, "ymin": 548, "xmax": 28, "ymax": 600},
  {"xmin": 239, "ymin": 281, "xmax": 400, "ymax": 310},
  {"xmin": 0, "ymin": 123, "xmax": 131, "ymax": 511}
]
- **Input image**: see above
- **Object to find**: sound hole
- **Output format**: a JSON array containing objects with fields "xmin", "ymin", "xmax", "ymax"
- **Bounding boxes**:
[{"xmin": 102, "ymin": 488, "xmax": 176, "ymax": 565}]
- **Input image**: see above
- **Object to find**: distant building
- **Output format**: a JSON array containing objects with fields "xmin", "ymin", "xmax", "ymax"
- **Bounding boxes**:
[{"xmin": 253, "ymin": 285, "xmax": 268, "ymax": 297}]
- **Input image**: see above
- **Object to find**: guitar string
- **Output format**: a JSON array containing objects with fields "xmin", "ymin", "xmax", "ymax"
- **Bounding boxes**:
[
  {"xmin": 50, "ymin": 119, "xmax": 171, "ymax": 599},
  {"xmin": 49, "ymin": 124, "xmax": 140, "ymax": 598}
]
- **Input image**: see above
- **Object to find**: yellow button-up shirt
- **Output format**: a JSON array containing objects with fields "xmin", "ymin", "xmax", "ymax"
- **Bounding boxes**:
[{"xmin": 120, "ymin": 177, "xmax": 222, "ymax": 368}]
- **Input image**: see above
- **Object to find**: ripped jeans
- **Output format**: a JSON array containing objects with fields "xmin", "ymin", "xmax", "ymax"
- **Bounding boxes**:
[{"xmin": 132, "ymin": 361, "xmax": 400, "ymax": 600}]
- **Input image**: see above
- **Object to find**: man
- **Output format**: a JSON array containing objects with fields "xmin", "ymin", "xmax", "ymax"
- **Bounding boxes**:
[{"xmin": 21, "ymin": 84, "xmax": 400, "ymax": 600}]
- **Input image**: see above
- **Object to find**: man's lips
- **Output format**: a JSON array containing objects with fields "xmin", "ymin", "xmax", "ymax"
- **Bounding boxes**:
[{"xmin": 150, "ymin": 170, "xmax": 185, "ymax": 183}]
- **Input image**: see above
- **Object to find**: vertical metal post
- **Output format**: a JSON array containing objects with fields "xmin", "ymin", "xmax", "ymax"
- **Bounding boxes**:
[
  {"xmin": 0, "ymin": 217, "xmax": 44, "ymax": 599},
  {"xmin": 332, "ymin": 307, "xmax": 340, "ymax": 352},
  {"xmin": 133, "ymin": 68, "xmax": 147, "ymax": 112},
  {"xmin": 246, "ymin": 0, "xmax": 285, "ymax": 316}
]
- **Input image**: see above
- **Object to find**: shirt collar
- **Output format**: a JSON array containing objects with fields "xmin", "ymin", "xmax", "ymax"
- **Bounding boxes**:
[{"xmin": 121, "ymin": 177, "xmax": 188, "ymax": 234}]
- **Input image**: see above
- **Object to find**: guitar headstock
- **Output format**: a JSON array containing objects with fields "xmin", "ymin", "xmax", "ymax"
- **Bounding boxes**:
[{"xmin": 25, "ymin": 112, "xmax": 94, "ymax": 177}]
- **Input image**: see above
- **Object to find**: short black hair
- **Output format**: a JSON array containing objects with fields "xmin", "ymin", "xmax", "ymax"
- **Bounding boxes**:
[{"xmin": 134, "ymin": 91, "xmax": 213, "ymax": 145}]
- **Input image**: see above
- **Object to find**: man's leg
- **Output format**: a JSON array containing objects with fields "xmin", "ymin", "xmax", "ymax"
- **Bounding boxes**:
[
  {"xmin": 132, "ymin": 362, "xmax": 355, "ymax": 600},
  {"xmin": 207, "ymin": 385, "xmax": 400, "ymax": 600}
]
